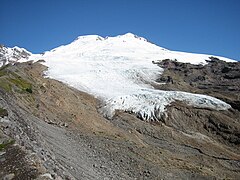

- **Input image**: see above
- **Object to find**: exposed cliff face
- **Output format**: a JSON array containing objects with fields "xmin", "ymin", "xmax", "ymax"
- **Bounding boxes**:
[{"xmin": 0, "ymin": 61, "xmax": 240, "ymax": 179}]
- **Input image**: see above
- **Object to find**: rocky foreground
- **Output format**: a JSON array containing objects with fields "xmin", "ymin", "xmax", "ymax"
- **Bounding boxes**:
[{"xmin": 0, "ymin": 59, "xmax": 240, "ymax": 179}]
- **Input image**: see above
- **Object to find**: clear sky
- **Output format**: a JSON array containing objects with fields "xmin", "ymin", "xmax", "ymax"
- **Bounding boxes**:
[{"xmin": 1, "ymin": 0, "xmax": 239, "ymax": 60}]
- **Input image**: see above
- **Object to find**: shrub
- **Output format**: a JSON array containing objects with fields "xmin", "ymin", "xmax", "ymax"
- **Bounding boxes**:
[{"xmin": 26, "ymin": 87, "xmax": 33, "ymax": 93}]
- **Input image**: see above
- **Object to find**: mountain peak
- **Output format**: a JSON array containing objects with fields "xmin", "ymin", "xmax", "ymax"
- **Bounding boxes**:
[
  {"xmin": 72, "ymin": 33, "xmax": 148, "ymax": 44},
  {"xmin": 74, "ymin": 35, "xmax": 104, "ymax": 42},
  {"xmin": 117, "ymin": 33, "xmax": 148, "ymax": 41},
  {"xmin": 118, "ymin": 32, "xmax": 137, "ymax": 38}
]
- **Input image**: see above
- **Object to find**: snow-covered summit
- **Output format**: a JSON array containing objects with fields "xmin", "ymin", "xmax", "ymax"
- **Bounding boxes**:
[
  {"xmin": 37, "ymin": 33, "xmax": 235, "ymax": 65},
  {"xmin": 25, "ymin": 33, "xmax": 234, "ymax": 121},
  {"xmin": 118, "ymin": 32, "xmax": 136, "ymax": 38},
  {"xmin": 1, "ymin": 33, "xmax": 236, "ymax": 121},
  {"xmin": 116, "ymin": 32, "xmax": 148, "ymax": 41},
  {"xmin": 74, "ymin": 35, "xmax": 104, "ymax": 42}
]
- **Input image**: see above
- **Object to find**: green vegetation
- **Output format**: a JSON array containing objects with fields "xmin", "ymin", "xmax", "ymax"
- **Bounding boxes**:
[
  {"xmin": 0, "ymin": 107, "xmax": 8, "ymax": 117},
  {"xmin": 0, "ymin": 79, "xmax": 12, "ymax": 92},
  {"xmin": 0, "ymin": 139, "xmax": 15, "ymax": 151},
  {"xmin": 26, "ymin": 87, "xmax": 33, "ymax": 93},
  {"xmin": 0, "ymin": 70, "xmax": 6, "ymax": 77},
  {"xmin": 8, "ymin": 76, "xmax": 32, "ymax": 93},
  {"xmin": 0, "ymin": 65, "xmax": 33, "ymax": 93}
]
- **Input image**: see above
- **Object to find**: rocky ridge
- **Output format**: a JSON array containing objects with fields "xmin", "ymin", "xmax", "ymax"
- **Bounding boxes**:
[
  {"xmin": 155, "ymin": 57, "xmax": 240, "ymax": 111},
  {"xmin": 0, "ymin": 45, "xmax": 31, "ymax": 67}
]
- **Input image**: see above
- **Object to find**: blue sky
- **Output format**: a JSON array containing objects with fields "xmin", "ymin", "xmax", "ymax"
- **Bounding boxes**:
[{"xmin": 1, "ymin": 0, "xmax": 239, "ymax": 60}]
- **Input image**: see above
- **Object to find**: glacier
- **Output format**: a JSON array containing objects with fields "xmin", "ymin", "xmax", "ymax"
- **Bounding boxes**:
[
  {"xmin": 100, "ymin": 90, "xmax": 231, "ymax": 122},
  {"xmin": 2, "ymin": 33, "xmax": 235, "ymax": 121}
]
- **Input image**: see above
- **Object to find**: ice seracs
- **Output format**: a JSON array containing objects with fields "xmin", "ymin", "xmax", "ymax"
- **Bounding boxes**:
[
  {"xmin": 100, "ymin": 90, "xmax": 231, "ymax": 122},
  {"xmin": 1, "ymin": 33, "xmax": 236, "ymax": 121}
]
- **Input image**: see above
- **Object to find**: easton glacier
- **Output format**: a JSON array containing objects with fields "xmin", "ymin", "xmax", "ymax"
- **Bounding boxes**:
[{"xmin": 10, "ymin": 33, "xmax": 235, "ymax": 121}]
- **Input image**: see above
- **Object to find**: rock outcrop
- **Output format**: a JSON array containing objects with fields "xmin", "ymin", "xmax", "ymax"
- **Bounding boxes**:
[{"xmin": 155, "ymin": 57, "xmax": 240, "ymax": 111}]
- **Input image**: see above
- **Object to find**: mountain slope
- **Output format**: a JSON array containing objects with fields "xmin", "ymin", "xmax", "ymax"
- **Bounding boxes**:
[
  {"xmin": 0, "ymin": 61, "xmax": 239, "ymax": 179},
  {"xmin": 0, "ymin": 34, "xmax": 240, "ymax": 179},
  {"xmin": 27, "ymin": 33, "xmax": 234, "ymax": 122}
]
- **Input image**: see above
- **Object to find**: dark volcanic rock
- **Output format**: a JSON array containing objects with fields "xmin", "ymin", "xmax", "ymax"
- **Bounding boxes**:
[{"xmin": 155, "ymin": 58, "xmax": 240, "ymax": 111}]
